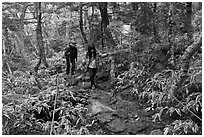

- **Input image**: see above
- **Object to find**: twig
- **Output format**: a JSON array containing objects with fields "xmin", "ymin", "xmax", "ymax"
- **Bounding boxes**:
[
  {"xmin": 189, "ymin": 67, "xmax": 202, "ymax": 70},
  {"xmin": 6, "ymin": 62, "xmax": 12, "ymax": 76},
  {"xmin": 167, "ymin": 90, "xmax": 202, "ymax": 122},
  {"xmin": 50, "ymin": 72, "xmax": 59, "ymax": 135}
]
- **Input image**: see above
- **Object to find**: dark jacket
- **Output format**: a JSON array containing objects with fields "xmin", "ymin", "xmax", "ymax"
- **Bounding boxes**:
[{"xmin": 65, "ymin": 46, "xmax": 77, "ymax": 62}]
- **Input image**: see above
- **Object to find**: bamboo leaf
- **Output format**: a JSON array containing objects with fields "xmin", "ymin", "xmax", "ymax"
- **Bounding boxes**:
[
  {"xmin": 37, "ymin": 106, "xmax": 42, "ymax": 114},
  {"xmin": 175, "ymin": 108, "xmax": 181, "ymax": 116}
]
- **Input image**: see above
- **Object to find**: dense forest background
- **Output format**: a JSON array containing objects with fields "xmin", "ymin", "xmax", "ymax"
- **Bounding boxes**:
[{"xmin": 2, "ymin": 2, "xmax": 202, "ymax": 135}]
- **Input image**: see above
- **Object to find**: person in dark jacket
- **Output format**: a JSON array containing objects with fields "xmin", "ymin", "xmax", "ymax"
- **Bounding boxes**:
[
  {"xmin": 64, "ymin": 41, "xmax": 78, "ymax": 75},
  {"xmin": 86, "ymin": 43, "xmax": 108, "ymax": 89}
]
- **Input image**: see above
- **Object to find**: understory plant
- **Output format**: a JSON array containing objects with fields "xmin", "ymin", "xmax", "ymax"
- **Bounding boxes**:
[
  {"xmin": 139, "ymin": 55, "xmax": 201, "ymax": 135},
  {"xmin": 112, "ymin": 48, "xmax": 201, "ymax": 135}
]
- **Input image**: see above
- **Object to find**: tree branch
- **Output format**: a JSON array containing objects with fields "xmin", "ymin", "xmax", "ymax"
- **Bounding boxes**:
[
  {"xmin": 173, "ymin": 35, "xmax": 202, "ymax": 96},
  {"xmin": 182, "ymin": 35, "xmax": 202, "ymax": 73}
]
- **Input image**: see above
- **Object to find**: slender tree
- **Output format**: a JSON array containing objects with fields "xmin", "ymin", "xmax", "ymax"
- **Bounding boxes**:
[
  {"xmin": 86, "ymin": 3, "xmax": 95, "ymax": 41},
  {"xmin": 185, "ymin": 2, "xmax": 193, "ymax": 43},
  {"xmin": 99, "ymin": 2, "xmax": 108, "ymax": 47},
  {"xmin": 99, "ymin": 2, "xmax": 116, "ymax": 47},
  {"xmin": 99, "ymin": 2, "xmax": 109, "ymax": 30},
  {"xmin": 168, "ymin": 3, "xmax": 176, "ymax": 67},
  {"xmin": 153, "ymin": 2, "xmax": 160, "ymax": 43},
  {"xmin": 35, "ymin": 2, "xmax": 49, "ymax": 72},
  {"xmin": 79, "ymin": 3, "xmax": 88, "ymax": 44}
]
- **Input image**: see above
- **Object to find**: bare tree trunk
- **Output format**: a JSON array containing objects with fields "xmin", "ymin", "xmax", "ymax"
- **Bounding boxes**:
[
  {"xmin": 182, "ymin": 36, "xmax": 202, "ymax": 73},
  {"xmin": 99, "ymin": 2, "xmax": 109, "ymax": 30},
  {"xmin": 168, "ymin": 3, "xmax": 176, "ymax": 67},
  {"xmin": 99, "ymin": 2, "xmax": 107, "ymax": 48},
  {"xmin": 132, "ymin": 2, "xmax": 138, "ymax": 11},
  {"xmin": 101, "ymin": 20, "xmax": 104, "ymax": 48},
  {"xmin": 79, "ymin": 3, "xmax": 88, "ymax": 44},
  {"xmin": 153, "ymin": 2, "xmax": 160, "ymax": 43},
  {"xmin": 173, "ymin": 35, "xmax": 202, "ymax": 96},
  {"xmin": 35, "ymin": 2, "xmax": 49, "ymax": 72},
  {"xmin": 85, "ymin": 3, "xmax": 94, "ymax": 41},
  {"xmin": 185, "ymin": 2, "xmax": 193, "ymax": 43},
  {"xmin": 99, "ymin": 2, "xmax": 116, "ymax": 47}
]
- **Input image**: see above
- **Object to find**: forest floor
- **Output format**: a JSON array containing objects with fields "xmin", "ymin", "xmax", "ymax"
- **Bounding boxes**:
[
  {"xmin": 62, "ymin": 71, "xmax": 165, "ymax": 135},
  {"xmin": 1, "ymin": 70, "xmax": 170, "ymax": 135},
  {"xmin": 3, "ymin": 67, "xmax": 201, "ymax": 135}
]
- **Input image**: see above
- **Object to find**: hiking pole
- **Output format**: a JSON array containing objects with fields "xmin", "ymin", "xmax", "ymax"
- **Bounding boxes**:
[{"xmin": 50, "ymin": 70, "xmax": 59, "ymax": 135}]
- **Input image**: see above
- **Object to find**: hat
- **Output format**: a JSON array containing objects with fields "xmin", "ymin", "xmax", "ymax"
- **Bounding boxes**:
[{"xmin": 69, "ymin": 40, "xmax": 76, "ymax": 45}]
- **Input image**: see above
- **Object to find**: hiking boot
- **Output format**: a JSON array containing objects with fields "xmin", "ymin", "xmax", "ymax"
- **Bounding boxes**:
[
  {"xmin": 92, "ymin": 85, "xmax": 96, "ymax": 90},
  {"xmin": 71, "ymin": 71, "xmax": 75, "ymax": 76},
  {"xmin": 93, "ymin": 84, "xmax": 101, "ymax": 89},
  {"xmin": 90, "ymin": 85, "xmax": 96, "ymax": 90}
]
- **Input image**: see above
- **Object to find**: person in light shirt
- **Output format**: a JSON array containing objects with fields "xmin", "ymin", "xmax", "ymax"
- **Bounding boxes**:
[{"xmin": 86, "ymin": 43, "xmax": 109, "ymax": 89}]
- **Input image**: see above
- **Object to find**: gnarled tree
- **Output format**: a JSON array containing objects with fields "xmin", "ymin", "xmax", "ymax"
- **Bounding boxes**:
[{"xmin": 174, "ymin": 35, "xmax": 202, "ymax": 96}]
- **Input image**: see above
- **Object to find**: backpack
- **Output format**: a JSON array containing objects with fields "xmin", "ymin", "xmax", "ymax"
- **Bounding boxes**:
[{"xmin": 65, "ymin": 46, "xmax": 77, "ymax": 61}]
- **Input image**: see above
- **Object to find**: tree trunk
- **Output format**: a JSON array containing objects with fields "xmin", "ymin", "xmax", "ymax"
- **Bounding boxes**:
[
  {"xmin": 86, "ymin": 3, "xmax": 94, "ymax": 41},
  {"xmin": 181, "ymin": 35, "xmax": 202, "ymax": 73},
  {"xmin": 90, "ymin": 4, "xmax": 94, "ymax": 29},
  {"xmin": 132, "ymin": 2, "xmax": 138, "ymax": 11},
  {"xmin": 99, "ymin": 2, "xmax": 116, "ymax": 47},
  {"xmin": 173, "ymin": 35, "xmax": 202, "ymax": 96},
  {"xmin": 99, "ymin": 2, "xmax": 108, "ymax": 48},
  {"xmin": 185, "ymin": 2, "xmax": 193, "ymax": 43},
  {"xmin": 34, "ymin": 2, "xmax": 49, "ymax": 72},
  {"xmin": 153, "ymin": 2, "xmax": 160, "ymax": 43},
  {"xmin": 99, "ymin": 2, "xmax": 109, "ymax": 30},
  {"xmin": 168, "ymin": 3, "xmax": 176, "ymax": 67},
  {"xmin": 79, "ymin": 4, "xmax": 88, "ymax": 44}
]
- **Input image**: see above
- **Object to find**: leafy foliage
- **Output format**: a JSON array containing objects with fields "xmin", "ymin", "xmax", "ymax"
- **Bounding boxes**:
[
  {"xmin": 164, "ymin": 119, "xmax": 200, "ymax": 135},
  {"xmin": 2, "ymin": 70, "xmax": 38, "ymax": 95},
  {"xmin": 2, "ymin": 2, "xmax": 202, "ymax": 135}
]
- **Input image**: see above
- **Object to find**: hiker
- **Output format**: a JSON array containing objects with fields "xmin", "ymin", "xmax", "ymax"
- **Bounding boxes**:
[
  {"xmin": 86, "ymin": 43, "xmax": 109, "ymax": 89},
  {"xmin": 64, "ymin": 41, "xmax": 78, "ymax": 76}
]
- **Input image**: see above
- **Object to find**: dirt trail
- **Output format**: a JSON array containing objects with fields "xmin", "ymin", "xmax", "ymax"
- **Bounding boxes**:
[
  {"xmin": 2, "ymin": 72, "xmax": 164, "ymax": 135},
  {"xmin": 78, "ymin": 81, "xmax": 165, "ymax": 135}
]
